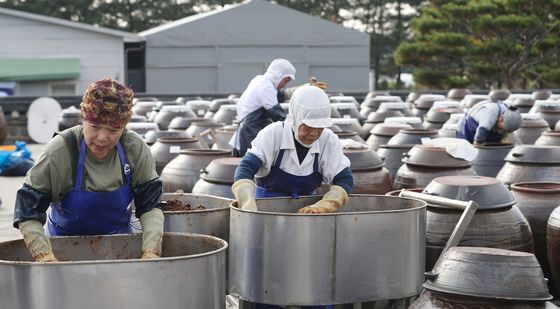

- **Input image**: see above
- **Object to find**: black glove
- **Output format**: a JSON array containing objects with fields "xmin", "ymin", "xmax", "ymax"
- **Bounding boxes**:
[
  {"xmin": 13, "ymin": 184, "xmax": 52, "ymax": 228},
  {"xmin": 133, "ymin": 178, "xmax": 164, "ymax": 218}
]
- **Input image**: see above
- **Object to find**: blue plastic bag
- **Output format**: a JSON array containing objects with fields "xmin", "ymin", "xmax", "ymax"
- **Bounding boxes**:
[{"xmin": 0, "ymin": 141, "xmax": 34, "ymax": 176}]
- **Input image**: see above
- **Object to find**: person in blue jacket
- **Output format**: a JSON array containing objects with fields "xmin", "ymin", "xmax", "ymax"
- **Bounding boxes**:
[{"xmin": 457, "ymin": 100, "xmax": 522, "ymax": 144}]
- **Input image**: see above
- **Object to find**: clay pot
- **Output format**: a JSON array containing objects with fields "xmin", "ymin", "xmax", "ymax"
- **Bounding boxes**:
[
  {"xmin": 411, "ymin": 290, "xmax": 557, "ymax": 308},
  {"xmin": 366, "ymin": 123, "xmax": 412, "ymax": 150},
  {"xmin": 414, "ymin": 94, "xmax": 446, "ymax": 109},
  {"xmin": 394, "ymin": 145, "xmax": 477, "ymax": 189},
  {"xmin": 167, "ymin": 117, "xmax": 202, "ymax": 131},
  {"xmin": 331, "ymin": 118, "xmax": 362, "ymax": 133},
  {"xmin": 512, "ymin": 182, "xmax": 560, "ymax": 295},
  {"xmin": 513, "ymin": 97, "xmax": 536, "ymax": 114},
  {"xmin": 547, "ymin": 206, "xmax": 560, "ymax": 295},
  {"xmin": 0, "ymin": 106, "xmax": 7, "ymax": 144},
  {"xmin": 144, "ymin": 130, "xmax": 191, "ymax": 146},
  {"xmin": 497, "ymin": 145, "xmax": 560, "ymax": 186},
  {"xmin": 365, "ymin": 109, "xmax": 405, "ymax": 124},
  {"xmin": 212, "ymin": 104, "xmax": 237, "ymax": 125},
  {"xmin": 513, "ymin": 114, "xmax": 550, "ymax": 144},
  {"xmin": 185, "ymin": 100, "xmax": 211, "ymax": 117},
  {"xmin": 489, "ymin": 89, "xmax": 511, "ymax": 101},
  {"xmin": 150, "ymin": 137, "xmax": 208, "ymax": 174},
  {"xmin": 460, "ymin": 94, "xmax": 490, "ymax": 109},
  {"xmin": 343, "ymin": 147, "xmax": 392, "ymax": 194},
  {"xmin": 153, "ymin": 106, "xmax": 197, "ymax": 130},
  {"xmin": 126, "ymin": 122, "xmax": 159, "ymax": 137},
  {"xmin": 161, "ymin": 149, "xmax": 231, "ymax": 193},
  {"xmin": 58, "ymin": 107, "xmax": 82, "ymax": 131},
  {"xmin": 387, "ymin": 129, "xmax": 440, "ymax": 146},
  {"xmin": 334, "ymin": 131, "xmax": 366, "ymax": 144},
  {"xmin": 377, "ymin": 144, "xmax": 413, "ymax": 181},
  {"xmin": 446, "ymin": 88, "xmax": 472, "ymax": 101},
  {"xmin": 406, "ymin": 92, "xmax": 421, "ymax": 103},
  {"xmin": 536, "ymin": 131, "xmax": 560, "ymax": 146},
  {"xmin": 534, "ymin": 90, "xmax": 553, "ymax": 100},
  {"xmin": 421, "ymin": 176, "xmax": 534, "ymax": 270},
  {"xmin": 211, "ymin": 126, "xmax": 237, "ymax": 150},
  {"xmin": 129, "ymin": 115, "xmax": 148, "ymax": 123},
  {"xmin": 191, "ymin": 157, "xmax": 241, "ymax": 199},
  {"xmin": 331, "ymin": 103, "xmax": 362, "ymax": 121},
  {"xmin": 132, "ymin": 101, "xmax": 157, "ymax": 117},
  {"xmin": 472, "ymin": 143, "xmax": 514, "ymax": 177},
  {"xmin": 534, "ymin": 101, "xmax": 560, "ymax": 129},
  {"xmin": 185, "ymin": 120, "xmax": 225, "ymax": 148}
]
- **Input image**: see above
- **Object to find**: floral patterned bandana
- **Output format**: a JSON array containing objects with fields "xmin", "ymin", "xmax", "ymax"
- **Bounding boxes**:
[{"xmin": 80, "ymin": 78, "xmax": 133, "ymax": 128}]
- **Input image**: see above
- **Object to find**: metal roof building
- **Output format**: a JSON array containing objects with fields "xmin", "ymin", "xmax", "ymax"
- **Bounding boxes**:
[
  {"xmin": 0, "ymin": 7, "xmax": 142, "ymax": 96},
  {"xmin": 139, "ymin": 0, "xmax": 370, "ymax": 94}
]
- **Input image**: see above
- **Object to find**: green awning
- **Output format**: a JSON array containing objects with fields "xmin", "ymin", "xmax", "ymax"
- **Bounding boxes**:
[{"xmin": 0, "ymin": 58, "xmax": 80, "ymax": 81}]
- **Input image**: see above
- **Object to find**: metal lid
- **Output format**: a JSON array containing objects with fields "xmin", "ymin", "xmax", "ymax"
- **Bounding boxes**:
[
  {"xmin": 505, "ymin": 145, "xmax": 560, "ymax": 164},
  {"xmin": 200, "ymin": 157, "xmax": 241, "ymax": 184},
  {"xmin": 424, "ymin": 247, "xmax": 552, "ymax": 301},
  {"xmin": 402, "ymin": 145, "xmax": 472, "ymax": 168},
  {"xmin": 423, "ymin": 176, "xmax": 515, "ymax": 209},
  {"xmin": 343, "ymin": 147, "xmax": 384, "ymax": 170}
]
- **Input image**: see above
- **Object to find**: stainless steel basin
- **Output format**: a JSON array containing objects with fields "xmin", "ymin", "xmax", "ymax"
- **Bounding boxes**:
[
  {"xmin": 229, "ymin": 194, "xmax": 427, "ymax": 305},
  {"xmin": 0, "ymin": 233, "xmax": 227, "ymax": 309}
]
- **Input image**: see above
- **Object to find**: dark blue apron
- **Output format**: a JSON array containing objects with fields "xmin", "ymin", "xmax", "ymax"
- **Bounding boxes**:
[
  {"xmin": 456, "ymin": 114, "xmax": 503, "ymax": 143},
  {"xmin": 255, "ymin": 148, "xmax": 323, "ymax": 198},
  {"xmin": 254, "ymin": 148, "xmax": 331, "ymax": 309},
  {"xmin": 47, "ymin": 139, "xmax": 133, "ymax": 236}
]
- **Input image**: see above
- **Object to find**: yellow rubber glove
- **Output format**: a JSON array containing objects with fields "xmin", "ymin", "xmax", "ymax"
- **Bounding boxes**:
[
  {"xmin": 19, "ymin": 220, "xmax": 58, "ymax": 262},
  {"xmin": 232, "ymin": 179, "xmax": 257, "ymax": 211},
  {"xmin": 298, "ymin": 185, "xmax": 349, "ymax": 214},
  {"xmin": 140, "ymin": 208, "xmax": 164, "ymax": 259}
]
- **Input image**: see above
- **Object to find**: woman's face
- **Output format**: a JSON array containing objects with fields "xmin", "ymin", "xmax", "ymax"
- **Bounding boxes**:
[
  {"xmin": 82, "ymin": 121, "xmax": 124, "ymax": 160},
  {"xmin": 297, "ymin": 123, "xmax": 324, "ymax": 145},
  {"xmin": 277, "ymin": 77, "xmax": 292, "ymax": 90}
]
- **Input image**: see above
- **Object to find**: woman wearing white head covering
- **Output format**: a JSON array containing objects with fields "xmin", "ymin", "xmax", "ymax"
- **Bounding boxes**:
[
  {"xmin": 232, "ymin": 85, "xmax": 352, "ymax": 213},
  {"xmin": 232, "ymin": 59, "xmax": 296, "ymax": 157},
  {"xmin": 231, "ymin": 86, "xmax": 352, "ymax": 308}
]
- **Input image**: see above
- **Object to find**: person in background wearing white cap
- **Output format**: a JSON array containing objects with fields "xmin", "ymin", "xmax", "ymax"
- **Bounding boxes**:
[
  {"xmin": 232, "ymin": 59, "xmax": 296, "ymax": 157},
  {"xmin": 231, "ymin": 85, "xmax": 352, "ymax": 308},
  {"xmin": 456, "ymin": 99, "xmax": 522, "ymax": 144}
]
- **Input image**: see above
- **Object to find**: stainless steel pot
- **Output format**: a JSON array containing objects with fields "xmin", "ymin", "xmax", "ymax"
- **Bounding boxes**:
[
  {"xmin": 229, "ymin": 195, "xmax": 427, "ymax": 305},
  {"xmin": 162, "ymin": 193, "xmax": 232, "ymax": 241},
  {"xmin": 0, "ymin": 233, "xmax": 227, "ymax": 309}
]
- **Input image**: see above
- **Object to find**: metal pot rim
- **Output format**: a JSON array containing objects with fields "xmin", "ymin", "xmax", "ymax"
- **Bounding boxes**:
[
  {"xmin": 0, "ymin": 232, "xmax": 228, "ymax": 265},
  {"xmin": 231, "ymin": 194, "xmax": 427, "ymax": 216}
]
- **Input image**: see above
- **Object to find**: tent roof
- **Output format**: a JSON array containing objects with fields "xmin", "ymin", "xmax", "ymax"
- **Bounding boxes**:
[
  {"xmin": 139, "ymin": 0, "xmax": 368, "ymax": 46},
  {"xmin": 0, "ymin": 7, "xmax": 142, "ymax": 42}
]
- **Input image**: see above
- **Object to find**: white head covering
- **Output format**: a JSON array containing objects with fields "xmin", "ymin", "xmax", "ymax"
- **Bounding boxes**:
[
  {"xmin": 286, "ymin": 85, "xmax": 332, "ymax": 147},
  {"xmin": 263, "ymin": 59, "xmax": 296, "ymax": 89}
]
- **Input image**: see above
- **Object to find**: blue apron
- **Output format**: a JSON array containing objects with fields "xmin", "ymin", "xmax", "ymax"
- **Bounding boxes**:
[
  {"xmin": 254, "ymin": 148, "xmax": 332, "ymax": 309},
  {"xmin": 47, "ymin": 139, "xmax": 133, "ymax": 236},
  {"xmin": 255, "ymin": 148, "xmax": 323, "ymax": 198}
]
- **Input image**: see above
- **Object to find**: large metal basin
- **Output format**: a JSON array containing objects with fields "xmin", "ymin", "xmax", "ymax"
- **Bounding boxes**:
[
  {"xmin": 163, "ymin": 193, "xmax": 233, "ymax": 241},
  {"xmin": 0, "ymin": 233, "xmax": 227, "ymax": 309},
  {"xmin": 229, "ymin": 194, "xmax": 427, "ymax": 306}
]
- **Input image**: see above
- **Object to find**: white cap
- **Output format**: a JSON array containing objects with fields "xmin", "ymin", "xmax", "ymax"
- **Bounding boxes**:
[
  {"xmin": 264, "ymin": 59, "xmax": 296, "ymax": 88},
  {"xmin": 288, "ymin": 85, "xmax": 332, "ymax": 129}
]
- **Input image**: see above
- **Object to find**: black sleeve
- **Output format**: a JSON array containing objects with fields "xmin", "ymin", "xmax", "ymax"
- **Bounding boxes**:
[
  {"xmin": 13, "ymin": 184, "xmax": 52, "ymax": 228},
  {"xmin": 234, "ymin": 153, "xmax": 263, "ymax": 181},
  {"xmin": 132, "ymin": 177, "xmax": 164, "ymax": 218},
  {"xmin": 266, "ymin": 104, "xmax": 287, "ymax": 122},
  {"xmin": 332, "ymin": 167, "xmax": 353, "ymax": 194}
]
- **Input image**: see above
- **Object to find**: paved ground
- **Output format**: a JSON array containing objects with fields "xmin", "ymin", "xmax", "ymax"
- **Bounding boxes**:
[{"xmin": 0, "ymin": 143, "xmax": 44, "ymax": 242}]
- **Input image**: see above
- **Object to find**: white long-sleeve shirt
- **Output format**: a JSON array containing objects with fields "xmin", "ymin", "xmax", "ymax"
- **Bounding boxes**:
[
  {"xmin": 247, "ymin": 121, "xmax": 351, "ymax": 184},
  {"xmin": 236, "ymin": 75, "xmax": 279, "ymax": 121}
]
